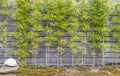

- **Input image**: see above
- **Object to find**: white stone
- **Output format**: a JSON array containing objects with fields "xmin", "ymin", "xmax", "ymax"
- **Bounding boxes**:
[{"xmin": 4, "ymin": 58, "xmax": 18, "ymax": 67}]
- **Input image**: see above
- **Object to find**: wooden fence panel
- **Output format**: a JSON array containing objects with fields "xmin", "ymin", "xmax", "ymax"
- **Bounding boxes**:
[{"xmin": 0, "ymin": 0, "xmax": 120, "ymax": 66}]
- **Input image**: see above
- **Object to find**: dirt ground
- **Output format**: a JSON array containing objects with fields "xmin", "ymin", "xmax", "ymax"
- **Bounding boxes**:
[
  {"xmin": 54, "ymin": 66, "xmax": 120, "ymax": 76},
  {"xmin": 0, "ymin": 66, "xmax": 120, "ymax": 76}
]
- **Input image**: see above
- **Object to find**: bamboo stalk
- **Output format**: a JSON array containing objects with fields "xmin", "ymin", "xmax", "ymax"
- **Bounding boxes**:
[
  {"xmin": 34, "ymin": 49, "xmax": 36, "ymax": 68},
  {"xmin": 46, "ymin": 44, "xmax": 48, "ymax": 66},
  {"xmin": 112, "ymin": 52, "xmax": 114, "ymax": 66},
  {"xmin": 115, "ymin": 55, "xmax": 117, "ymax": 67},
  {"xmin": 72, "ymin": 54, "xmax": 74, "ymax": 66},
  {"xmin": 84, "ymin": 55, "xmax": 86, "ymax": 67},
  {"xmin": 93, "ymin": 55, "xmax": 95, "ymax": 67},
  {"xmin": 58, "ymin": 36, "xmax": 60, "ymax": 66},
  {"xmin": 82, "ymin": 55, "xmax": 84, "ymax": 67},
  {"xmin": 112, "ymin": 37, "xmax": 114, "ymax": 66},
  {"xmin": 102, "ymin": 39, "xmax": 105, "ymax": 66},
  {"xmin": 102, "ymin": 50, "xmax": 104, "ymax": 66},
  {"xmin": 46, "ymin": 44, "xmax": 50, "ymax": 66},
  {"xmin": 59, "ymin": 52, "xmax": 62, "ymax": 66},
  {"xmin": 4, "ymin": 0, "xmax": 9, "ymax": 61},
  {"xmin": 93, "ymin": 48, "xmax": 95, "ymax": 67},
  {"xmin": 18, "ymin": 54, "xmax": 20, "ymax": 65},
  {"xmin": 48, "ymin": 44, "xmax": 50, "ymax": 66},
  {"xmin": 31, "ymin": 43, "xmax": 33, "ymax": 65},
  {"xmin": 83, "ymin": 38, "xmax": 86, "ymax": 67}
]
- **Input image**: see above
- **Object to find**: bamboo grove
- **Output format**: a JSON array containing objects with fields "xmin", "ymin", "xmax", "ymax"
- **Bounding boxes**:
[{"xmin": 0, "ymin": 0, "xmax": 120, "ymax": 66}]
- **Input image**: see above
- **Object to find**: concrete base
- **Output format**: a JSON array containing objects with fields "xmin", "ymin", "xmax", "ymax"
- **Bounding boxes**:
[{"xmin": 0, "ymin": 66, "xmax": 19, "ymax": 74}]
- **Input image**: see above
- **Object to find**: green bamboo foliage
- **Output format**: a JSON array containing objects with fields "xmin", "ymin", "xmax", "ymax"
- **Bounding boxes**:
[
  {"xmin": 43, "ymin": 0, "xmax": 57, "ymax": 66},
  {"xmin": 78, "ymin": 0, "xmax": 89, "ymax": 67},
  {"xmin": 11, "ymin": 0, "xmax": 31, "ymax": 66},
  {"xmin": 89, "ymin": 0, "xmax": 110, "ymax": 66},
  {"xmin": 0, "ymin": 0, "xmax": 116, "ymax": 66},
  {"xmin": 0, "ymin": 0, "xmax": 10, "ymax": 61},
  {"xmin": 56, "ymin": 0, "xmax": 67, "ymax": 66},
  {"xmin": 28, "ymin": 0, "xmax": 43, "ymax": 66},
  {"xmin": 49, "ymin": 0, "xmax": 68, "ymax": 66},
  {"xmin": 66, "ymin": 0, "xmax": 79, "ymax": 66},
  {"xmin": 111, "ymin": 3, "xmax": 120, "ymax": 66}
]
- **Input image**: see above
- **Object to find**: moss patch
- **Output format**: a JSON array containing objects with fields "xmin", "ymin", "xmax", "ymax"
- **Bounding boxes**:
[
  {"xmin": 14, "ymin": 66, "xmax": 63, "ymax": 76},
  {"xmin": 100, "ymin": 66, "xmax": 120, "ymax": 74},
  {"xmin": 12, "ymin": 66, "xmax": 120, "ymax": 76}
]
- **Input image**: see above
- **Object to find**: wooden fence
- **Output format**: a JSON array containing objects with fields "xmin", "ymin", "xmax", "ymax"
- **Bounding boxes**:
[{"xmin": 0, "ymin": 0, "xmax": 120, "ymax": 66}]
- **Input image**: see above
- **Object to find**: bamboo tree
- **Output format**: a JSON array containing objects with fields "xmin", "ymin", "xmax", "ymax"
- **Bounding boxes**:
[
  {"xmin": 0, "ymin": 0, "xmax": 10, "ymax": 61},
  {"xmin": 43, "ymin": 0, "xmax": 57, "ymax": 66},
  {"xmin": 78, "ymin": 0, "xmax": 89, "ymax": 67},
  {"xmin": 65, "ymin": 0, "xmax": 79, "ymax": 66},
  {"xmin": 111, "ymin": 3, "xmax": 120, "ymax": 66},
  {"xmin": 89, "ymin": 0, "xmax": 110, "ymax": 66},
  {"xmin": 28, "ymin": 0, "xmax": 43, "ymax": 67},
  {"xmin": 49, "ymin": 0, "xmax": 68, "ymax": 66},
  {"xmin": 11, "ymin": 0, "xmax": 31, "ymax": 66}
]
